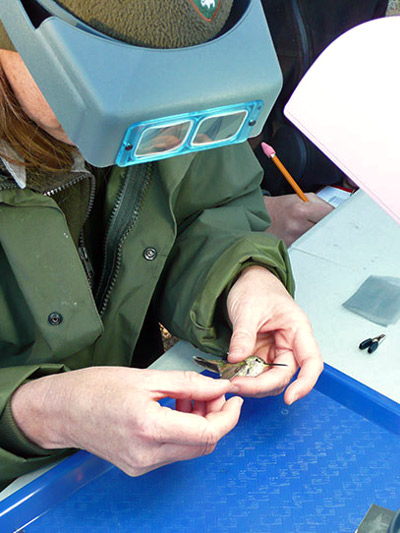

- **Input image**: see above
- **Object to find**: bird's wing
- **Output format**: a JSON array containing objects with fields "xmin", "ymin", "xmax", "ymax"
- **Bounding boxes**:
[
  {"xmin": 193, "ymin": 356, "xmax": 221, "ymax": 375},
  {"xmin": 220, "ymin": 365, "xmax": 241, "ymax": 380}
]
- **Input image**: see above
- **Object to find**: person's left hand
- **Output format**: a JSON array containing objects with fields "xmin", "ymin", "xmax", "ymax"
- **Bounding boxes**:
[
  {"xmin": 226, "ymin": 265, "xmax": 323, "ymax": 404},
  {"xmin": 264, "ymin": 193, "xmax": 334, "ymax": 247}
]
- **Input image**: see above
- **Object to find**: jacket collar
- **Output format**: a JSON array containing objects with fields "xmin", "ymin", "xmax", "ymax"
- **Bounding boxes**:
[{"xmin": 0, "ymin": 141, "xmax": 26, "ymax": 188}]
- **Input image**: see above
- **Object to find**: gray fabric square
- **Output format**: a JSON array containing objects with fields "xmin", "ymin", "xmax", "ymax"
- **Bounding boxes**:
[{"xmin": 343, "ymin": 275, "xmax": 400, "ymax": 326}]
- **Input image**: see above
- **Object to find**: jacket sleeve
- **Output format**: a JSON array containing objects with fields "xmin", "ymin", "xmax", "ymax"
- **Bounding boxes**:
[
  {"xmin": 0, "ymin": 365, "xmax": 73, "ymax": 488},
  {"xmin": 157, "ymin": 142, "xmax": 295, "ymax": 355}
]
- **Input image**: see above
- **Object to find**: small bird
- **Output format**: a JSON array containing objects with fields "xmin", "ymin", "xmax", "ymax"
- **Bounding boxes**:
[{"xmin": 193, "ymin": 355, "xmax": 287, "ymax": 380}]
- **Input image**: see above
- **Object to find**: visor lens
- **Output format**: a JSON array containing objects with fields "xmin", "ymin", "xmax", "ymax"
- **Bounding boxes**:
[
  {"xmin": 117, "ymin": 101, "xmax": 263, "ymax": 166},
  {"xmin": 135, "ymin": 120, "xmax": 192, "ymax": 156},
  {"xmin": 192, "ymin": 111, "xmax": 248, "ymax": 146}
]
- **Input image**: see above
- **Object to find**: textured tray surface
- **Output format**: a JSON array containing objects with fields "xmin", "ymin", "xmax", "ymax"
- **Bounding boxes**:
[{"xmin": 24, "ymin": 387, "xmax": 400, "ymax": 533}]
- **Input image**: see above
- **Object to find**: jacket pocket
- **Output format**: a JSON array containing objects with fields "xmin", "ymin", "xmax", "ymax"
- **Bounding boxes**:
[
  {"xmin": 0, "ymin": 243, "xmax": 36, "ymax": 364},
  {"xmin": 0, "ymin": 197, "xmax": 103, "ymax": 364}
]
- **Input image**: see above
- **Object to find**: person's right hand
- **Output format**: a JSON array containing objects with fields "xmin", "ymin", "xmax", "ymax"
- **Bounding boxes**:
[
  {"xmin": 264, "ymin": 193, "xmax": 334, "ymax": 247},
  {"xmin": 11, "ymin": 367, "xmax": 243, "ymax": 476}
]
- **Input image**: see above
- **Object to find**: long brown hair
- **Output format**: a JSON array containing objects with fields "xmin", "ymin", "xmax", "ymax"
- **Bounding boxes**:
[{"xmin": 0, "ymin": 65, "xmax": 76, "ymax": 172}]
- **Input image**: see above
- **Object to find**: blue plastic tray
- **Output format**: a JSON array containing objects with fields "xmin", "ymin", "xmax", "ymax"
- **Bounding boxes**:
[{"xmin": 1, "ymin": 364, "xmax": 400, "ymax": 533}]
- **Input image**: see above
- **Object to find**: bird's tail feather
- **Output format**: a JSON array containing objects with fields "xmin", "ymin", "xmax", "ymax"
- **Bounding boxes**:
[{"xmin": 193, "ymin": 356, "xmax": 221, "ymax": 375}]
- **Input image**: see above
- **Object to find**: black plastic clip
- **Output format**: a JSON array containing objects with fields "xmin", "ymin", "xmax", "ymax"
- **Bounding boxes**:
[{"xmin": 359, "ymin": 334, "xmax": 386, "ymax": 354}]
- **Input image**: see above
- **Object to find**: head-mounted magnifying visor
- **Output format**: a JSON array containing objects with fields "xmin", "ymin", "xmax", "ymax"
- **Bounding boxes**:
[
  {"xmin": 0, "ymin": 0, "xmax": 282, "ymax": 167},
  {"xmin": 117, "ymin": 101, "xmax": 263, "ymax": 166}
]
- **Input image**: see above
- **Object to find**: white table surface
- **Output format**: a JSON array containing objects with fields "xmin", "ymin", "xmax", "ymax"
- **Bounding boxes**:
[{"xmin": 289, "ymin": 190, "xmax": 400, "ymax": 403}]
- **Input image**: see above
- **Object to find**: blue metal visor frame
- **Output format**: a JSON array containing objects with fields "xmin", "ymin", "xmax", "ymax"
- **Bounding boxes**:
[
  {"xmin": 117, "ymin": 101, "xmax": 263, "ymax": 166},
  {"xmin": 0, "ymin": 0, "xmax": 282, "ymax": 167}
]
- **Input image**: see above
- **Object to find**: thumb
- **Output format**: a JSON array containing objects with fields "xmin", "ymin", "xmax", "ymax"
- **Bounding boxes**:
[{"xmin": 227, "ymin": 315, "xmax": 258, "ymax": 364}]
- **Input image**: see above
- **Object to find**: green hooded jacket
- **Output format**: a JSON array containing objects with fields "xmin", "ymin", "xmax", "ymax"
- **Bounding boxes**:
[{"xmin": 0, "ymin": 142, "xmax": 294, "ymax": 488}]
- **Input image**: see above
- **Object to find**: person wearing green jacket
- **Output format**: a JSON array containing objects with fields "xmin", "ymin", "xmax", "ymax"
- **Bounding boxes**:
[{"xmin": 0, "ymin": 0, "xmax": 323, "ymax": 489}]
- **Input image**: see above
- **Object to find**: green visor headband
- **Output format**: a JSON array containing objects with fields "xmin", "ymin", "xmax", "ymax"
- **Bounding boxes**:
[{"xmin": 0, "ymin": 0, "xmax": 283, "ymax": 167}]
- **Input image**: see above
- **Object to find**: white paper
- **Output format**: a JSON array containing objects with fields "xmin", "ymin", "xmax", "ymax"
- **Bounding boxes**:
[
  {"xmin": 317, "ymin": 186, "xmax": 352, "ymax": 208},
  {"xmin": 285, "ymin": 17, "xmax": 400, "ymax": 225}
]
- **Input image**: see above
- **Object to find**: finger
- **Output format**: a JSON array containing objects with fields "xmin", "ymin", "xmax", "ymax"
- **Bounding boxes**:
[
  {"xmin": 228, "ymin": 321, "xmax": 258, "ymax": 364},
  {"xmin": 301, "ymin": 219, "xmax": 316, "ymax": 231},
  {"xmin": 231, "ymin": 364, "xmax": 295, "ymax": 398},
  {"xmin": 192, "ymin": 400, "xmax": 207, "ymax": 416},
  {"xmin": 129, "ymin": 440, "xmax": 221, "ymax": 477},
  {"xmin": 283, "ymin": 331, "xmax": 324, "ymax": 405},
  {"xmin": 305, "ymin": 195, "xmax": 335, "ymax": 223},
  {"xmin": 192, "ymin": 394, "xmax": 226, "ymax": 416},
  {"xmin": 204, "ymin": 395, "xmax": 243, "ymax": 433},
  {"xmin": 122, "ymin": 439, "xmax": 220, "ymax": 477},
  {"xmin": 155, "ymin": 395, "xmax": 243, "ymax": 445},
  {"xmin": 284, "ymin": 358, "xmax": 324, "ymax": 405},
  {"xmin": 205, "ymin": 394, "xmax": 226, "ymax": 414},
  {"xmin": 143, "ymin": 370, "xmax": 234, "ymax": 401},
  {"xmin": 176, "ymin": 399, "xmax": 193, "ymax": 413}
]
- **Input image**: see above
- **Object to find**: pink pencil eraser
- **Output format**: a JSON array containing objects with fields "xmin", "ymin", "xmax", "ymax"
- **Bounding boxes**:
[{"xmin": 261, "ymin": 142, "xmax": 276, "ymax": 158}]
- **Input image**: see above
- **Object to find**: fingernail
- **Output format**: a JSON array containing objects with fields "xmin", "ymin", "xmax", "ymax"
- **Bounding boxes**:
[
  {"xmin": 287, "ymin": 394, "xmax": 298, "ymax": 406},
  {"xmin": 227, "ymin": 352, "xmax": 243, "ymax": 363}
]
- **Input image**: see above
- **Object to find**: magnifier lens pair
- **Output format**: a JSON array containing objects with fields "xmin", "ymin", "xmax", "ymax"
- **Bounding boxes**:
[{"xmin": 117, "ymin": 101, "xmax": 262, "ymax": 166}]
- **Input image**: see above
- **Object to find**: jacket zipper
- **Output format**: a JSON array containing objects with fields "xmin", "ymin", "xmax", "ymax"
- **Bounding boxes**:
[
  {"xmin": 1, "ymin": 164, "xmax": 153, "ymax": 313},
  {"xmin": 1, "ymin": 174, "xmax": 96, "ymax": 285},
  {"xmin": 45, "ymin": 172, "xmax": 97, "ymax": 286},
  {"xmin": 95, "ymin": 163, "xmax": 153, "ymax": 316},
  {"xmin": 0, "ymin": 181, "xmax": 18, "ymax": 192}
]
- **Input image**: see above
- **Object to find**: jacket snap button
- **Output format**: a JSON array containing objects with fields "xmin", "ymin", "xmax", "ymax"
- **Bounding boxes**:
[
  {"xmin": 143, "ymin": 247, "xmax": 157, "ymax": 261},
  {"xmin": 48, "ymin": 312, "xmax": 63, "ymax": 326}
]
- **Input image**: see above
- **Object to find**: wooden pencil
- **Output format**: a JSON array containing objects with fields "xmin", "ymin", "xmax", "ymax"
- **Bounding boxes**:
[{"xmin": 261, "ymin": 142, "xmax": 309, "ymax": 202}]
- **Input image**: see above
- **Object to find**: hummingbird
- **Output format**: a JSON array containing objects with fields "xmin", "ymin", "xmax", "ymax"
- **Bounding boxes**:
[{"xmin": 193, "ymin": 355, "xmax": 288, "ymax": 380}]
